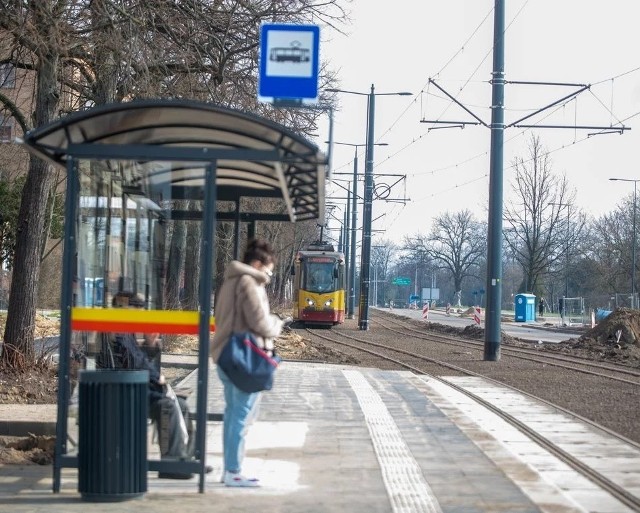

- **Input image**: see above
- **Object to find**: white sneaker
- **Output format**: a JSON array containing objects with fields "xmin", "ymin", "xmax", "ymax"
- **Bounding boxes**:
[{"xmin": 223, "ymin": 471, "xmax": 260, "ymax": 488}]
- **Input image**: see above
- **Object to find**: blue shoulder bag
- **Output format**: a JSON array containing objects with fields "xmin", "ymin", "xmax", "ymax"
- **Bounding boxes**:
[
  {"xmin": 217, "ymin": 279, "xmax": 281, "ymax": 393},
  {"xmin": 218, "ymin": 332, "xmax": 281, "ymax": 393}
]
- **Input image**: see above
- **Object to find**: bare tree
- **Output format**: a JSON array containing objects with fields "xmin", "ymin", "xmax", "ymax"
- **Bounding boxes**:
[
  {"xmin": 589, "ymin": 196, "xmax": 635, "ymax": 296},
  {"xmin": 182, "ymin": 202, "xmax": 202, "ymax": 311},
  {"xmin": 405, "ymin": 209, "xmax": 485, "ymax": 305},
  {"xmin": 503, "ymin": 135, "xmax": 585, "ymax": 296},
  {"xmin": 62, "ymin": 0, "xmax": 346, "ymax": 130},
  {"xmin": 0, "ymin": 175, "xmax": 25, "ymax": 270},
  {"xmin": 0, "ymin": 0, "xmax": 348, "ymax": 368},
  {"xmin": 0, "ymin": 2, "xmax": 68, "ymax": 368},
  {"xmin": 371, "ymin": 239, "xmax": 397, "ymax": 305}
]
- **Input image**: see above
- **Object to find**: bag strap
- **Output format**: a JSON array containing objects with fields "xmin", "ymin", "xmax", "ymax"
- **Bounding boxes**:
[
  {"xmin": 229, "ymin": 276, "xmax": 244, "ymax": 334},
  {"xmin": 229, "ymin": 275, "xmax": 273, "ymax": 356}
]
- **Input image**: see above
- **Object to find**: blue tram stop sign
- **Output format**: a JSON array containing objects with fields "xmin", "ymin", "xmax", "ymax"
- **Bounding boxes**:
[{"xmin": 258, "ymin": 23, "xmax": 320, "ymax": 105}]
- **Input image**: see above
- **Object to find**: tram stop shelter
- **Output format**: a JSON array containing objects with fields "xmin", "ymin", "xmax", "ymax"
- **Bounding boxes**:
[{"xmin": 20, "ymin": 99, "xmax": 326, "ymax": 496}]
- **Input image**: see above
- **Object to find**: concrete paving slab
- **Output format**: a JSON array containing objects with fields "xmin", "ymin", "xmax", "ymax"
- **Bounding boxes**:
[{"xmin": 0, "ymin": 362, "xmax": 638, "ymax": 513}]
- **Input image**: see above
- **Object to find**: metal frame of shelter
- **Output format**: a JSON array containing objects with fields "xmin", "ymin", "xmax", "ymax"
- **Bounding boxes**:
[{"xmin": 20, "ymin": 99, "xmax": 326, "ymax": 493}]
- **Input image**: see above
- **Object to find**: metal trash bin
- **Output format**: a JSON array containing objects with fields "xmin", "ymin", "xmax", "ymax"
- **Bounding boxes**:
[{"xmin": 78, "ymin": 370, "xmax": 148, "ymax": 502}]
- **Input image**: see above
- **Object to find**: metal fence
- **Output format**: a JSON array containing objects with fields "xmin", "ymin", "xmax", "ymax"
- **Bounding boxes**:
[
  {"xmin": 615, "ymin": 293, "xmax": 639, "ymax": 309},
  {"xmin": 561, "ymin": 297, "xmax": 585, "ymax": 326}
]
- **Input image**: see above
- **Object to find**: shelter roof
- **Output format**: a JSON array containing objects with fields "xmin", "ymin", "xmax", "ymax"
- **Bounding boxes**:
[{"xmin": 19, "ymin": 99, "xmax": 326, "ymax": 221}]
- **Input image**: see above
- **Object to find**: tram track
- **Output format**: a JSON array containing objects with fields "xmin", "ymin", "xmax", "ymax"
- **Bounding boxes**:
[
  {"xmin": 304, "ymin": 326, "xmax": 640, "ymax": 511},
  {"xmin": 375, "ymin": 310, "xmax": 640, "ymax": 372},
  {"xmin": 370, "ymin": 311, "xmax": 640, "ymax": 387}
]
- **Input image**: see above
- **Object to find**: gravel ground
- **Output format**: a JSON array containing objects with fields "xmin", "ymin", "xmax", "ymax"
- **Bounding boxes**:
[{"xmin": 299, "ymin": 315, "xmax": 640, "ymax": 445}]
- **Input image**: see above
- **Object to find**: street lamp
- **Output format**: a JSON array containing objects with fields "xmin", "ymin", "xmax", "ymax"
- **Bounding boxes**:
[
  {"xmin": 327, "ymin": 85, "xmax": 412, "ymax": 330},
  {"xmin": 331, "ymin": 141, "xmax": 388, "ymax": 319},
  {"xmin": 609, "ymin": 177, "xmax": 640, "ymax": 308}
]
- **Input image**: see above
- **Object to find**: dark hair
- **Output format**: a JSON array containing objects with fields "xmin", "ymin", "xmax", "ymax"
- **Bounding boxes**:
[{"xmin": 242, "ymin": 239, "xmax": 276, "ymax": 266}]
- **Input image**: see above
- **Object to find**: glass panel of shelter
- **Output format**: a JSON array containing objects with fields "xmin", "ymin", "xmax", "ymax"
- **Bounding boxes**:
[{"xmin": 67, "ymin": 158, "xmax": 207, "ymax": 464}]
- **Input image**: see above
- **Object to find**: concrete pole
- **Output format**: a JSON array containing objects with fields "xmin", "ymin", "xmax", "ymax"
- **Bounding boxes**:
[
  {"xmin": 565, "ymin": 206, "xmax": 570, "ymax": 298},
  {"xmin": 349, "ymin": 154, "xmax": 358, "ymax": 319},
  {"xmin": 345, "ymin": 186, "xmax": 351, "ymax": 312},
  {"xmin": 633, "ymin": 182, "xmax": 637, "ymax": 308},
  {"xmin": 358, "ymin": 85, "xmax": 375, "ymax": 330}
]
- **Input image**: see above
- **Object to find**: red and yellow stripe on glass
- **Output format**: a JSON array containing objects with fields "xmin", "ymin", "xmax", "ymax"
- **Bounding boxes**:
[{"xmin": 71, "ymin": 307, "xmax": 215, "ymax": 334}]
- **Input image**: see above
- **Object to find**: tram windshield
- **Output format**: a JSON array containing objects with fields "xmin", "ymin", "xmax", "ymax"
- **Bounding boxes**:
[{"xmin": 303, "ymin": 260, "xmax": 337, "ymax": 293}]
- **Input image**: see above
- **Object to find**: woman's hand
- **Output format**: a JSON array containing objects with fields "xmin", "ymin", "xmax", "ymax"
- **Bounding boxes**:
[{"xmin": 282, "ymin": 316, "xmax": 294, "ymax": 327}]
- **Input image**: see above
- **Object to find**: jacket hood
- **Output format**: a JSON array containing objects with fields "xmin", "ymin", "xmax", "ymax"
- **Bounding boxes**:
[{"xmin": 224, "ymin": 260, "xmax": 270, "ymax": 285}]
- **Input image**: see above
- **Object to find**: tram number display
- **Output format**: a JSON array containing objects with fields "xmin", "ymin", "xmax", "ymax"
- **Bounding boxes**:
[{"xmin": 308, "ymin": 257, "xmax": 333, "ymax": 263}]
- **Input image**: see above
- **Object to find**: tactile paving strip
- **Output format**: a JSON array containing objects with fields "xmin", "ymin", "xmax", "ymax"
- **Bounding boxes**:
[{"xmin": 343, "ymin": 370, "xmax": 443, "ymax": 513}]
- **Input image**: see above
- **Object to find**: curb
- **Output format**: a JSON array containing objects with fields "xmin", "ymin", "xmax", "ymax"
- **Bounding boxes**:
[{"xmin": 0, "ymin": 420, "xmax": 56, "ymax": 437}]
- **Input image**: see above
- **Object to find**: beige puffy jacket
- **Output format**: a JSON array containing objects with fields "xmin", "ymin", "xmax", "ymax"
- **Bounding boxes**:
[{"xmin": 210, "ymin": 260, "xmax": 283, "ymax": 363}]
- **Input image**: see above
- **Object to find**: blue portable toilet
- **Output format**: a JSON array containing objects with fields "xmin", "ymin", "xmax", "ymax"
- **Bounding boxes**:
[{"xmin": 514, "ymin": 293, "xmax": 536, "ymax": 322}]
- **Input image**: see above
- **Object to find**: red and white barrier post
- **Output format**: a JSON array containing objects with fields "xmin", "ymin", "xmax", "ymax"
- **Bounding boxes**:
[
  {"xmin": 422, "ymin": 302, "xmax": 429, "ymax": 320},
  {"xmin": 473, "ymin": 306, "xmax": 482, "ymax": 325}
]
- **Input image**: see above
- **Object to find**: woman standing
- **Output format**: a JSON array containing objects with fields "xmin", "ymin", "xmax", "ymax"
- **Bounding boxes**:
[{"xmin": 210, "ymin": 239, "xmax": 284, "ymax": 487}]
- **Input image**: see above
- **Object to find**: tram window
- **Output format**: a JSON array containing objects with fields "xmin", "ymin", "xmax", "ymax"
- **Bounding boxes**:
[{"xmin": 304, "ymin": 262, "xmax": 336, "ymax": 293}]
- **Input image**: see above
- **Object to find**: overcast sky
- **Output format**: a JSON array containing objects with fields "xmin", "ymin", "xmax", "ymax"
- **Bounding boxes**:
[{"xmin": 317, "ymin": 0, "xmax": 640, "ymax": 247}]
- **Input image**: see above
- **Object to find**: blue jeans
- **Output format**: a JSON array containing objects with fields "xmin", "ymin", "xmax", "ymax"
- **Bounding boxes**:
[{"xmin": 217, "ymin": 366, "xmax": 261, "ymax": 473}]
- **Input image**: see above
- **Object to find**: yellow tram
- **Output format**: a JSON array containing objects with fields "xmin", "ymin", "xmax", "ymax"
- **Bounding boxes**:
[{"xmin": 292, "ymin": 242, "xmax": 346, "ymax": 326}]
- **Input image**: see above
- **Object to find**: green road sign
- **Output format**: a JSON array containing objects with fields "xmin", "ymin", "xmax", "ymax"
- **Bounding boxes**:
[{"xmin": 392, "ymin": 277, "xmax": 411, "ymax": 286}]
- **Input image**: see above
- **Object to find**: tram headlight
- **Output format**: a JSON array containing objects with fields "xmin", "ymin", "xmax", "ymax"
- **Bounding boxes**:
[
  {"xmin": 324, "ymin": 299, "xmax": 333, "ymax": 307},
  {"xmin": 306, "ymin": 298, "xmax": 315, "ymax": 306}
]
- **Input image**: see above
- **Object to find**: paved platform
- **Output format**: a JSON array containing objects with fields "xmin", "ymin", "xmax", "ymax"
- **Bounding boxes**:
[{"xmin": 1, "ymin": 361, "xmax": 639, "ymax": 512}]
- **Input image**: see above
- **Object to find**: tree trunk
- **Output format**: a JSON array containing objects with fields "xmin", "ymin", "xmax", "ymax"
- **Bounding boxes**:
[
  {"xmin": 2, "ymin": 43, "xmax": 60, "ymax": 368},
  {"xmin": 91, "ymin": 0, "xmax": 118, "ymax": 105},
  {"xmin": 39, "ymin": 186, "xmax": 56, "ymax": 261},
  {"xmin": 453, "ymin": 273, "xmax": 463, "ymax": 296},
  {"xmin": 164, "ymin": 203, "xmax": 188, "ymax": 310},
  {"xmin": 214, "ymin": 223, "xmax": 235, "ymax": 287},
  {"xmin": 183, "ymin": 201, "xmax": 201, "ymax": 310}
]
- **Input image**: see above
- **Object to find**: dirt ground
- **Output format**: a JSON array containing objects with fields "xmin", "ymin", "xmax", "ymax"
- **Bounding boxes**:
[
  {"xmin": 2, "ymin": 308, "xmax": 640, "ymax": 465},
  {"xmin": 0, "ymin": 313, "xmax": 64, "ymax": 405},
  {"xmin": 541, "ymin": 308, "xmax": 640, "ymax": 367},
  {"xmin": 391, "ymin": 309, "xmax": 640, "ymax": 368},
  {"xmin": 0, "ymin": 434, "xmax": 55, "ymax": 466}
]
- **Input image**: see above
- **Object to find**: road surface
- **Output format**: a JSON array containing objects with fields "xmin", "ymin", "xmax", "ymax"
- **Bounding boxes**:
[{"xmin": 377, "ymin": 307, "xmax": 582, "ymax": 344}]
